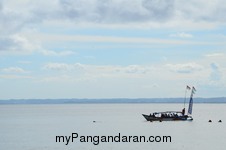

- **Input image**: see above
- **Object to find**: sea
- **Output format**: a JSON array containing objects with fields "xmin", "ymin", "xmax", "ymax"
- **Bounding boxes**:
[{"xmin": 0, "ymin": 103, "xmax": 226, "ymax": 150}]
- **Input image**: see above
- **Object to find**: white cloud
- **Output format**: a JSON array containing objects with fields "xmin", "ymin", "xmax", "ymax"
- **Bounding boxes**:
[
  {"xmin": 210, "ymin": 63, "xmax": 222, "ymax": 81},
  {"xmin": 38, "ymin": 62, "xmax": 210, "ymax": 98},
  {"xmin": 29, "ymin": 33, "xmax": 207, "ymax": 45},
  {"xmin": 0, "ymin": 0, "xmax": 225, "ymax": 56},
  {"xmin": 42, "ymin": 63, "xmax": 154, "ymax": 80},
  {"xmin": 119, "ymin": 65, "xmax": 152, "ymax": 74},
  {"xmin": 43, "ymin": 62, "xmax": 84, "ymax": 71},
  {"xmin": 170, "ymin": 32, "xmax": 193, "ymax": 38},
  {"xmin": 39, "ymin": 49, "xmax": 76, "ymax": 56},
  {"xmin": 1, "ymin": 0, "xmax": 226, "ymax": 31},
  {"xmin": 0, "ymin": 35, "xmax": 37, "ymax": 54},
  {"xmin": 175, "ymin": 0, "xmax": 226, "ymax": 22},
  {"xmin": 205, "ymin": 53, "xmax": 226, "ymax": 58},
  {"xmin": 0, "ymin": 34, "xmax": 75, "ymax": 56},
  {"xmin": 204, "ymin": 53, "xmax": 226, "ymax": 68},
  {"xmin": 2, "ymin": 67, "xmax": 28, "ymax": 73},
  {"xmin": 44, "ymin": 63, "xmax": 152, "ymax": 74},
  {"xmin": 166, "ymin": 63, "xmax": 203, "ymax": 73},
  {"xmin": 53, "ymin": 0, "xmax": 226, "ymax": 24},
  {"xmin": 0, "ymin": 74, "xmax": 33, "ymax": 79},
  {"xmin": 1, "ymin": 0, "xmax": 226, "ymax": 98}
]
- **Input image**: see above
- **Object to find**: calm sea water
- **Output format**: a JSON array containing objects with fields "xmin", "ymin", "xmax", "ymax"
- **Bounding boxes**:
[{"xmin": 0, "ymin": 104, "xmax": 226, "ymax": 150}]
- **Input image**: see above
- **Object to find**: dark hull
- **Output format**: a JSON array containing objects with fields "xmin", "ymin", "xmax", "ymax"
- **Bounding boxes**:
[{"xmin": 142, "ymin": 114, "xmax": 193, "ymax": 122}]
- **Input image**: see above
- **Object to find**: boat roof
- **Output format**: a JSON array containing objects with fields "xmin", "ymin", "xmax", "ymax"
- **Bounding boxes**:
[{"xmin": 153, "ymin": 111, "xmax": 182, "ymax": 114}]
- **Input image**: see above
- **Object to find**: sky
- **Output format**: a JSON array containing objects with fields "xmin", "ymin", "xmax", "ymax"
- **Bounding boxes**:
[{"xmin": 0, "ymin": 0, "xmax": 226, "ymax": 99}]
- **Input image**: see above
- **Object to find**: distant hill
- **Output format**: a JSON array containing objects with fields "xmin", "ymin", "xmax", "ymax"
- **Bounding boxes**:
[{"xmin": 0, "ymin": 98, "xmax": 226, "ymax": 104}]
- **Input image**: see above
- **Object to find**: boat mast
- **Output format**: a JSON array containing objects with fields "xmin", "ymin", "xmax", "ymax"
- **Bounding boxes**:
[{"xmin": 183, "ymin": 85, "xmax": 191, "ymax": 110}]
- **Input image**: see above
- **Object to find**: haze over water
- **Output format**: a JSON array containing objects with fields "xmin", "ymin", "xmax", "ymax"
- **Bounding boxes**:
[{"xmin": 1, "ymin": 103, "xmax": 225, "ymax": 150}]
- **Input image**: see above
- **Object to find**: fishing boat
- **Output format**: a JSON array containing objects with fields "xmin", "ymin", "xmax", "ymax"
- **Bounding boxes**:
[{"xmin": 142, "ymin": 86, "xmax": 196, "ymax": 122}]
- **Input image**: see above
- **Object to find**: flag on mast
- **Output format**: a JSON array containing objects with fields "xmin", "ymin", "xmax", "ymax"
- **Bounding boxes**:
[{"xmin": 186, "ymin": 85, "xmax": 191, "ymax": 90}]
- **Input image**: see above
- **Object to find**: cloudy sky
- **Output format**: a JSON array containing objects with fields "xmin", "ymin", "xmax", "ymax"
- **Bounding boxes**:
[{"xmin": 0, "ymin": 0, "xmax": 226, "ymax": 99}]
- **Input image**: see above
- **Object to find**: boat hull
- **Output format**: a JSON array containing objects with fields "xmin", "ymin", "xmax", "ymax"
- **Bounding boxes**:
[{"xmin": 142, "ymin": 114, "xmax": 193, "ymax": 122}]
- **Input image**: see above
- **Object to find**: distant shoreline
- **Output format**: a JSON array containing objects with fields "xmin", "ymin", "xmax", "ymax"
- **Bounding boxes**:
[{"xmin": 0, "ymin": 98, "xmax": 226, "ymax": 104}]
